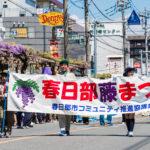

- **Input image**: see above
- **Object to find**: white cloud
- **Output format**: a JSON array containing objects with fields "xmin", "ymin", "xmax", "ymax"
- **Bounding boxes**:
[{"xmin": 70, "ymin": 15, "xmax": 85, "ymax": 27}]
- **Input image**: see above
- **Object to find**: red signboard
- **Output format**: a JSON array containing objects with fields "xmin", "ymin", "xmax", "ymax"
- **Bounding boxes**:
[
  {"xmin": 134, "ymin": 62, "xmax": 140, "ymax": 69},
  {"xmin": 50, "ymin": 42, "xmax": 59, "ymax": 58}
]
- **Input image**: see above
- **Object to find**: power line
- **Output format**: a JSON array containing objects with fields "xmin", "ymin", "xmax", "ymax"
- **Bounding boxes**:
[
  {"xmin": 71, "ymin": 0, "xmax": 96, "ymax": 20},
  {"xmin": 98, "ymin": 45, "xmax": 121, "ymax": 54},
  {"xmin": 89, "ymin": 8, "xmax": 96, "ymax": 19},
  {"xmin": 3, "ymin": 20, "xmax": 87, "ymax": 25},
  {"xmin": 104, "ymin": 36, "xmax": 124, "ymax": 44},
  {"xmin": 91, "ymin": 0, "xmax": 115, "ymax": 21},
  {"xmin": 127, "ymin": 25, "xmax": 139, "ymax": 35},
  {"xmin": 70, "ymin": 0, "xmax": 83, "ymax": 9},
  {"xmin": 96, "ymin": 38, "xmax": 122, "ymax": 51},
  {"xmin": 7, "ymin": 0, "xmax": 36, "ymax": 15},
  {"xmin": 105, "ymin": 4, "xmax": 117, "ymax": 17},
  {"xmin": 129, "ymin": 0, "xmax": 141, "ymax": 13}
]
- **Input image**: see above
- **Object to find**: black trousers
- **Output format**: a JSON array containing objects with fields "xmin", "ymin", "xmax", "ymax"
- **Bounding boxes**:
[
  {"xmin": 17, "ymin": 112, "xmax": 23, "ymax": 127},
  {"xmin": 83, "ymin": 117, "xmax": 89, "ymax": 124}
]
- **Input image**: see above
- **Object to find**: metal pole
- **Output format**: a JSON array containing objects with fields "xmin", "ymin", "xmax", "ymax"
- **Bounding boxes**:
[
  {"xmin": 145, "ymin": 8, "xmax": 149, "ymax": 76},
  {"xmin": 85, "ymin": 0, "xmax": 90, "ymax": 62},
  {"xmin": 140, "ymin": 50, "xmax": 143, "ymax": 75},
  {"xmin": 121, "ymin": 0, "xmax": 127, "ymax": 69},
  {"xmin": 63, "ymin": 0, "xmax": 69, "ymax": 59},
  {"xmin": 2, "ymin": 66, "xmax": 10, "ymax": 135},
  {"xmin": 43, "ymin": 25, "xmax": 46, "ymax": 52},
  {"xmin": 84, "ymin": 0, "xmax": 90, "ymax": 77},
  {"xmin": 94, "ymin": 22, "xmax": 97, "ymax": 78}
]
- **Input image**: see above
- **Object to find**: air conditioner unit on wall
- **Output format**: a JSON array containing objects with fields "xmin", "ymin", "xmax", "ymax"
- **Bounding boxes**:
[{"xmin": 20, "ymin": 9, "xmax": 26, "ymax": 16}]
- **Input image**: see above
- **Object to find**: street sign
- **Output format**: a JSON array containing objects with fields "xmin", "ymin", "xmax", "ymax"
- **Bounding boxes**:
[
  {"xmin": 57, "ymin": 28, "xmax": 64, "ymax": 37},
  {"xmin": 37, "ymin": 9, "xmax": 43, "ymax": 15},
  {"xmin": 128, "ymin": 10, "xmax": 140, "ymax": 25},
  {"xmin": 37, "ymin": 8, "xmax": 49, "ymax": 15},
  {"xmin": 43, "ymin": 8, "xmax": 48, "ymax": 14},
  {"xmin": 134, "ymin": 62, "xmax": 140, "ymax": 69}
]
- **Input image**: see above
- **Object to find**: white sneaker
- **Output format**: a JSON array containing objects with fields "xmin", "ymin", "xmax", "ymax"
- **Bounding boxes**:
[
  {"xmin": 31, "ymin": 122, "xmax": 35, "ymax": 125},
  {"xmin": 128, "ymin": 131, "xmax": 134, "ymax": 137}
]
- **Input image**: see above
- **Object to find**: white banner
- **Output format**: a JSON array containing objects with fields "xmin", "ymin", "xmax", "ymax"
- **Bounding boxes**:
[{"xmin": 7, "ymin": 73, "xmax": 150, "ymax": 116}]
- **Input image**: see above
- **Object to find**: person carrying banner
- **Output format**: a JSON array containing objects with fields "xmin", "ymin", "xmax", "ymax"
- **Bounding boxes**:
[
  {"xmin": 57, "ymin": 59, "xmax": 76, "ymax": 136},
  {"xmin": 0, "ymin": 71, "xmax": 14, "ymax": 138},
  {"xmin": 99, "ymin": 114, "xmax": 113, "ymax": 126},
  {"xmin": 123, "ymin": 67, "xmax": 135, "ymax": 137}
]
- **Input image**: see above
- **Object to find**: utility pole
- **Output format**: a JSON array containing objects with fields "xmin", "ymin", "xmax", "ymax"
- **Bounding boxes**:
[
  {"xmin": 145, "ymin": 8, "xmax": 148, "ymax": 76},
  {"xmin": 121, "ymin": 0, "xmax": 127, "ymax": 68},
  {"xmin": 117, "ymin": 0, "xmax": 127, "ymax": 69},
  {"xmin": 43, "ymin": 26, "xmax": 46, "ymax": 52},
  {"xmin": 140, "ymin": 50, "xmax": 143, "ymax": 75},
  {"xmin": 94, "ymin": 22, "xmax": 97, "ymax": 78},
  {"xmin": 84, "ymin": 0, "xmax": 90, "ymax": 77},
  {"xmin": 140, "ymin": 8, "xmax": 150, "ymax": 76},
  {"xmin": 63, "ymin": 0, "xmax": 69, "ymax": 59}
]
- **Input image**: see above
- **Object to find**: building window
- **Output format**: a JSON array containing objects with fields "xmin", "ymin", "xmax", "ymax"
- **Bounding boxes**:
[
  {"xmin": 3, "ymin": 5, "xmax": 8, "ymax": 8},
  {"xmin": 25, "ymin": 0, "xmax": 36, "ymax": 7},
  {"xmin": 137, "ymin": 42, "xmax": 141, "ymax": 46},
  {"xmin": 20, "ymin": 14, "xmax": 25, "ymax": 17},
  {"xmin": 20, "ymin": 10, "xmax": 26, "ymax": 17},
  {"xmin": 79, "ymin": 36, "xmax": 85, "ymax": 45},
  {"xmin": 28, "ymin": 27, "xmax": 35, "ymax": 38},
  {"xmin": 69, "ymin": 32, "xmax": 79, "ymax": 44}
]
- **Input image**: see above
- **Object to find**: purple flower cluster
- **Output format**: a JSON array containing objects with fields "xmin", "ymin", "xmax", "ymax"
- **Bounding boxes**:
[
  {"xmin": 0, "ymin": 50, "xmax": 4, "ymax": 54},
  {"xmin": 0, "ymin": 41, "xmax": 26, "ymax": 55},
  {"xmin": 16, "ymin": 85, "xmax": 35, "ymax": 108}
]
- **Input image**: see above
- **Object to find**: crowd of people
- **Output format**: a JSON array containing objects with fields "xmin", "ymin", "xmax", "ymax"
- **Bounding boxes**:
[{"xmin": 0, "ymin": 59, "xmax": 139, "ymax": 138}]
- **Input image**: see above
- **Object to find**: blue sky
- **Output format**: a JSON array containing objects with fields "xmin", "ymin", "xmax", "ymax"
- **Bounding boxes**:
[
  {"xmin": 59, "ymin": 0, "xmax": 150, "ymax": 34},
  {"xmin": 59, "ymin": 0, "xmax": 150, "ymax": 21}
]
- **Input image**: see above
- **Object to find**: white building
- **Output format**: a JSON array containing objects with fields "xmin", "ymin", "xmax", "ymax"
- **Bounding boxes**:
[
  {"xmin": 90, "ymin": 22, "xmax": 124, "ymax": 75},
  {"xmin": 0, "ymin": 0, "xmax": 37, "ymax": 17},
  {"xmin": 0, "ymin": 0, "xmax": 63, "ymax": 17},
  {"xmin": 0, "ymin": 18, "xmax": 5, "ymax": 41}
]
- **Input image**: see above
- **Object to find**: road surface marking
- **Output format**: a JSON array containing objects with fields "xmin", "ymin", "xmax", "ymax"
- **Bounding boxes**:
[{"xmin": 0, "ymin": 116, "xmax": 148, "ymax": 144}]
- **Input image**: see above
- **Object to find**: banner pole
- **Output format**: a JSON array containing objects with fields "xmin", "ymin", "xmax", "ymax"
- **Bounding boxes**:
[{"xmin": 2, "ymin": 65, "xmax": 10, "ymax": 135}]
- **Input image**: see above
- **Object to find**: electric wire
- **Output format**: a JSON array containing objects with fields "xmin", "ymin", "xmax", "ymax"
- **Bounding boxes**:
[
  {"xmin": 96, "ymin": 38, "xmax": 123, "ymax": 51},
  {"xmin": 91, "ymin": 0, "xmax": 115, "ymax": 21}
]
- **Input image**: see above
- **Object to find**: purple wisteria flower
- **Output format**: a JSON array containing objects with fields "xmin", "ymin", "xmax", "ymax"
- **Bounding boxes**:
[
  {"xmin": 0, "ymin": 42, "xmax": 26, "ymax": 55},
  {"xmin": 13, "ymin": 79, "xmax": 39, "ymax": 108},
  {"xmin": 0, "ymin": 50, "xmax": 4, "ymax": 54}
]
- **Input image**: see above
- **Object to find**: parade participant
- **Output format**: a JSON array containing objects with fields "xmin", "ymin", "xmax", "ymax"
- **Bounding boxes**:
[
  {"xmin": 82, "ymin": 116, "xmax": 89, "ymax": 125},
  {"xmin": 123, "ymin": 67, "xmax": 135, "ymax": 137},
  {"xmin": 57, "ymin": 59, "xmax": 75, "ymax": 136},
  {"xmin": 0, "ymin": 71, "xmax": 14, "ymax": 138},
  {"xmin": 99, "ymin": 114, "xmax": 113, "ymax": 126},
  {"xmin": 99, "ymin": 76, "xmax": 113, "ymax": 126},
  {"xmin": 17, "ymin": 112, "xmax": 24, "ymax": 129}
]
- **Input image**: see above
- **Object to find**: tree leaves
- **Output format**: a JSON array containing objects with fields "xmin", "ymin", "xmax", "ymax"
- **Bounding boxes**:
[{"xmin": 12, "ymin": 79, "xmax": 39, "ymax": 93}]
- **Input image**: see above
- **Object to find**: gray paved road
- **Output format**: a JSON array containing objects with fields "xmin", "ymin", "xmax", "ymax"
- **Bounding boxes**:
[{"xmin": 0, "ymin": 115, "xmax": 150, "ymax": 150}]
